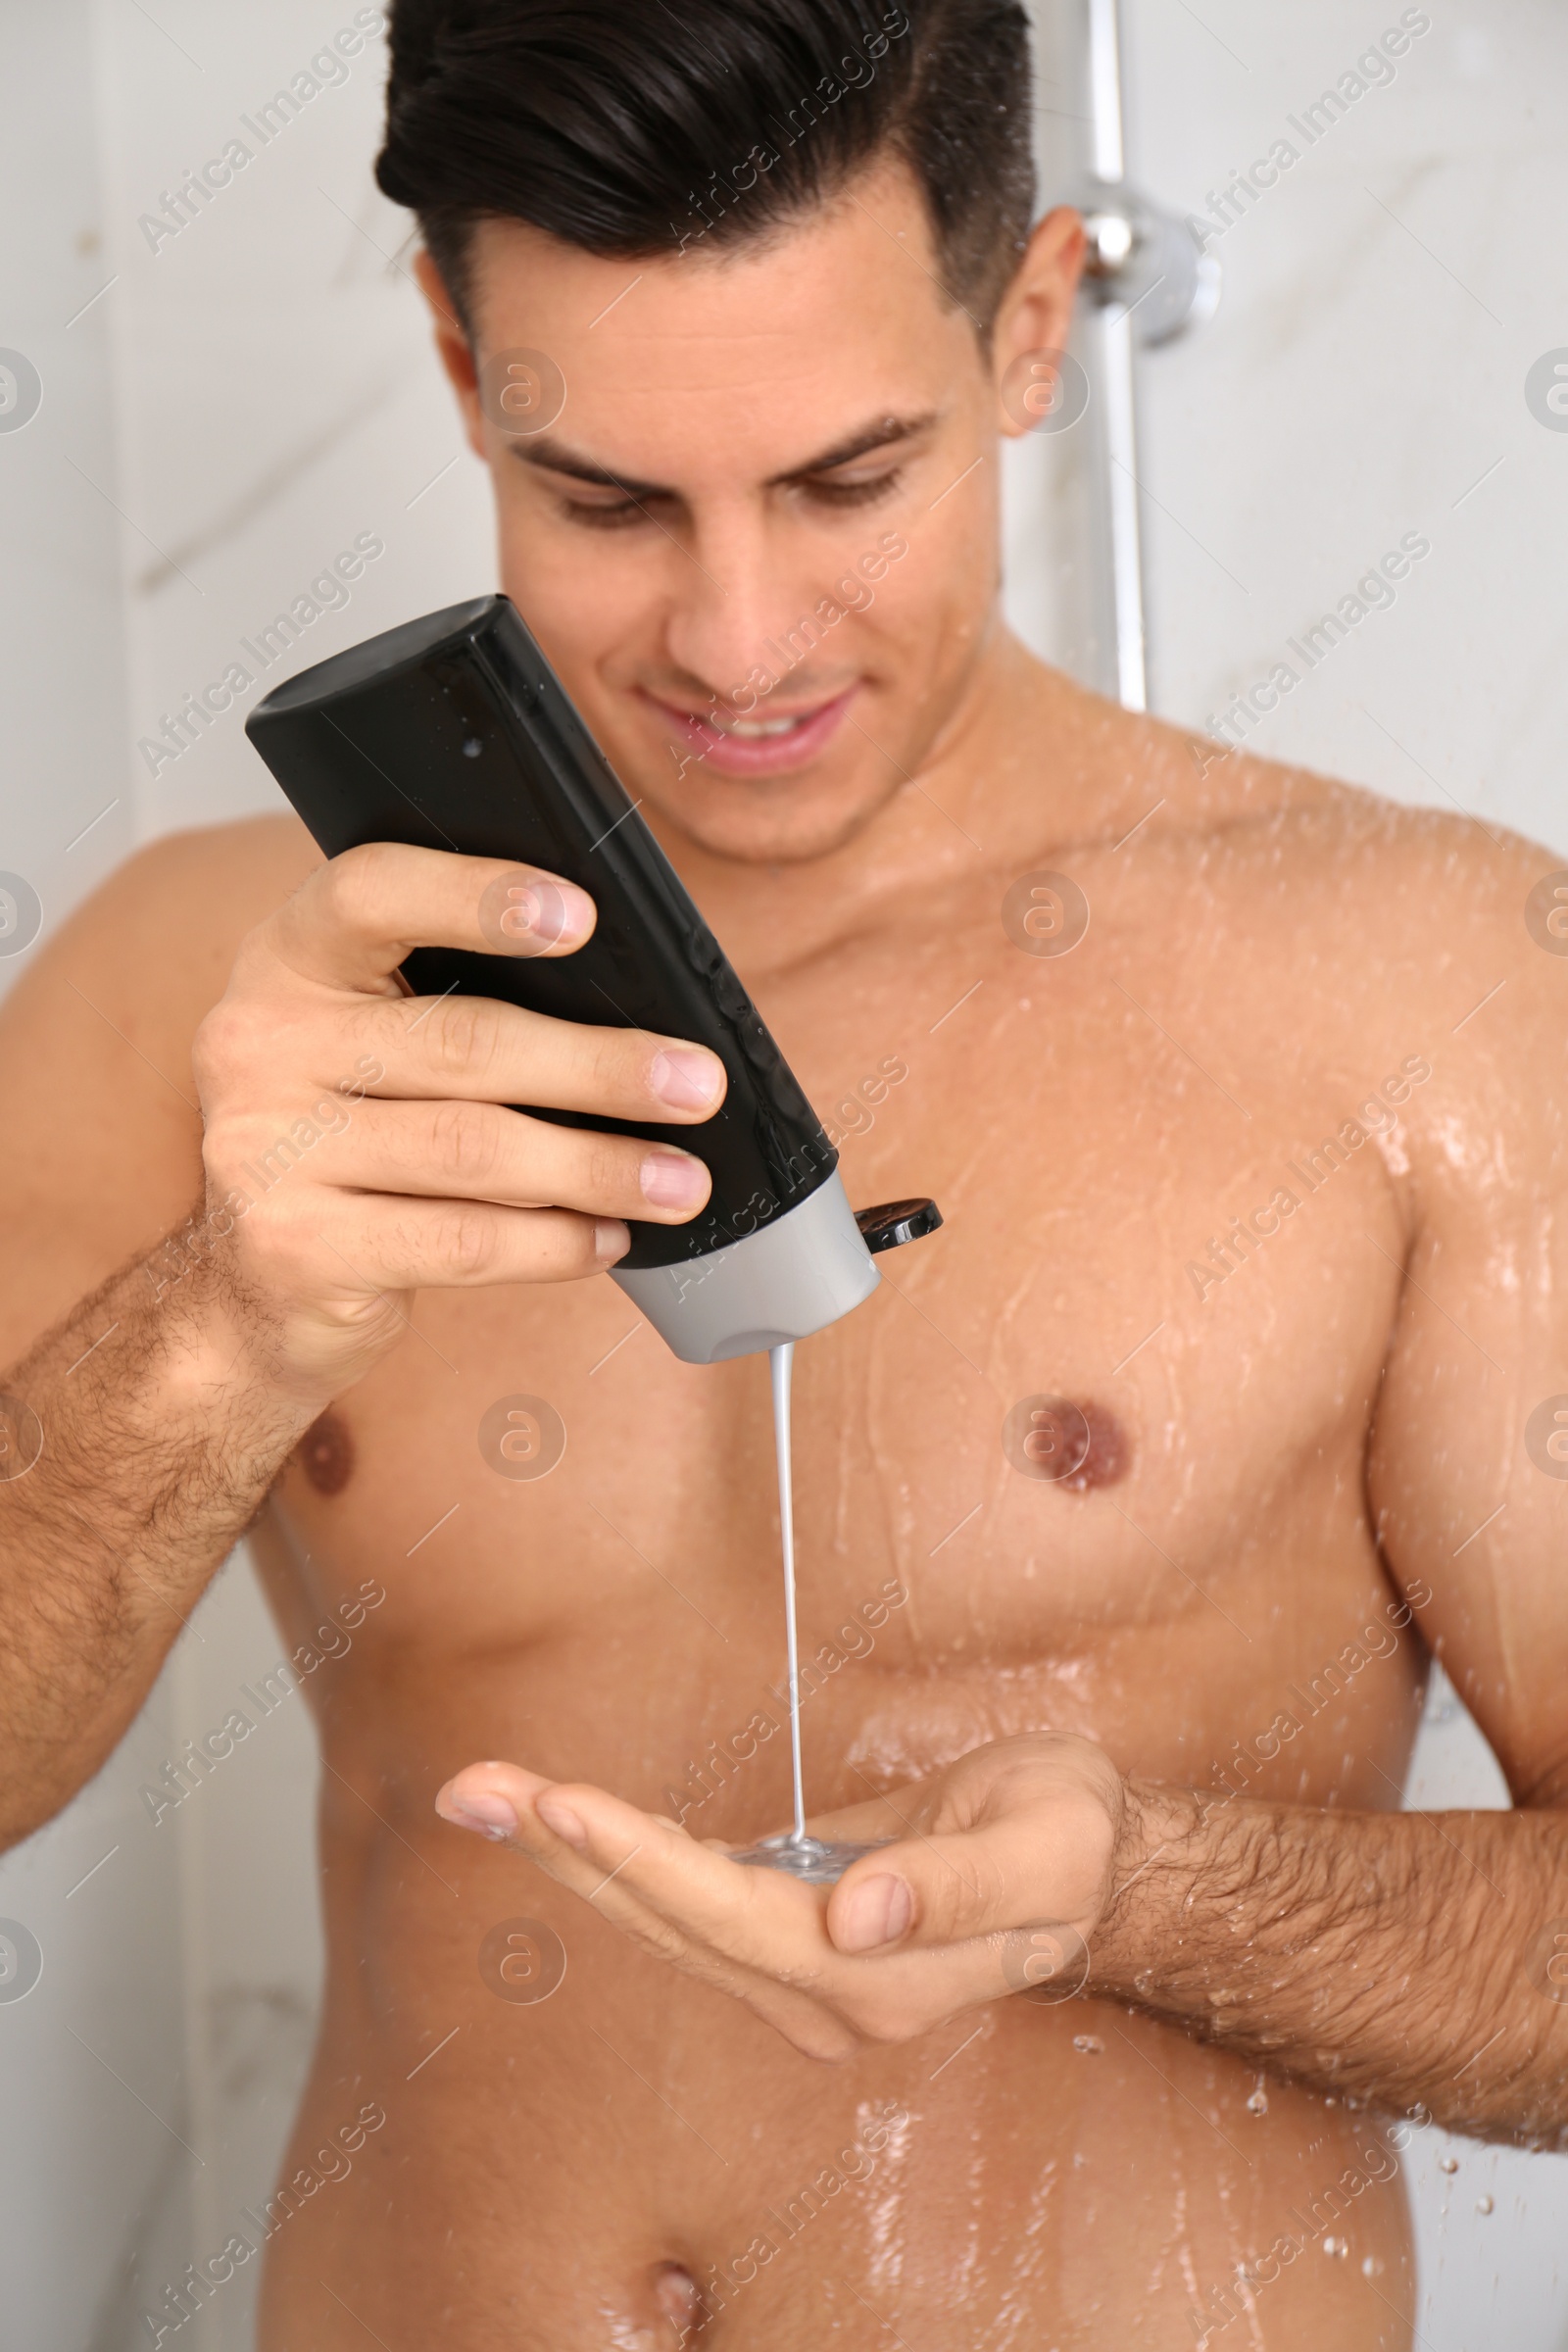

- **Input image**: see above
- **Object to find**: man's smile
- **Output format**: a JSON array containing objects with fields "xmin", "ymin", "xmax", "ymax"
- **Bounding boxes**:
[{"xmin": 636, "ymin": 681, "xmax": 860, "ymax": 777}]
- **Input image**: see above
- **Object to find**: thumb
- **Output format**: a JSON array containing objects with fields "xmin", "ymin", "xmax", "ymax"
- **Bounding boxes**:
[{"xmin": 825, "ymin": 1815, "xmax": 1046, "ymax": 1954}]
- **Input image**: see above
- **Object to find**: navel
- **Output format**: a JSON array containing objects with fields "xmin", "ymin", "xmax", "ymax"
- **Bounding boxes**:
[
  {"xmin": 652, "ymin": 2263, "xmax": 704, "ymax": 2337},
  {"xmin": 295, "ymin": 1408, "xmax": 355, "ymax": 1496}
]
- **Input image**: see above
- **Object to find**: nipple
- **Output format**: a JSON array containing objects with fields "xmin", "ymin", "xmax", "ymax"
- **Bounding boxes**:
[
  {"xmin": 1059, "ymin": 1398, "xmax": 1130, "ymax": 1491},
  {"xmin": 1004, "ymin": 1396, "xmax": 1130, "ymax": 1491},
  {"xmin": 295, "ymin": 1407, "xmax": 354, "ymax": 1496}
]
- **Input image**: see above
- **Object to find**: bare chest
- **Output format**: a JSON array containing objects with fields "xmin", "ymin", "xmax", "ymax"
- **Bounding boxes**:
[{"xmin": 268, "ymin": 915, "xmax": 1424, "ymax": 1788}]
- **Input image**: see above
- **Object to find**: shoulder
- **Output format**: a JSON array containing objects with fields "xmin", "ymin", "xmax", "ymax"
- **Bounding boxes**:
[
  {"xmin": 0, "ymin": 815, "xmax": 322, "ymax": 1349},
  {"xmin": 1152, "ymin": 731, "xmax": 1567, "ymax": 1181},
  {"xmin": 1128, "ymin": 710, "xmax": 1556, "ymax": 995},
  {"xmin": 51, "ymin": 811, "xmax": 321, "ymax": 999},
  {"xmin": 4, "ymin": 813, "xmax": 321, "ymax": 1077},
  {"xmin": 1003, "ymin": 665, "xmax": 1560, "ymax": 1075}
]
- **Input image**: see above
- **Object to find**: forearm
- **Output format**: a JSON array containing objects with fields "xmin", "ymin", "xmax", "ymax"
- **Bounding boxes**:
[
  {"xmin": 1094, "ymin": 1781, "xmax": 1568, "ymax": 2145},
  {"xmin": 0, "ymin": 1207, "xmax": 323, "ymax": 1847}
]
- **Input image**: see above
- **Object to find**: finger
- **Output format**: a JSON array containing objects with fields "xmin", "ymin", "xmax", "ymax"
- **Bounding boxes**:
[
  {"xmin": 436, "ymin": 1764, "xmax": 680, "ymax": 1913},
  {"xmin": 351, "ymin": 992, "xmax": 727, "ymax": 1125},
  {"xmin": 436, "ymin": 1765, "xmax": 791, "ymax": 1998},
  {"xmin": 270, "ymin": 843, "xmax": 598, "ymax": 993},
  {"xmin": 438, "ymin": 1765, "xmax": 866, "ymax": 2059},
  {"xmin": 299, "ymin": 1098, "xmax": 712, "ymax": 1225},
  {"xmin": 436, "ymin": 1768, "xmax": 996, "ymax": 2056},
  {"xmin": 441, "ymin": 1764, "xmax": 828, "ymax": 1971},
  {"xmin": 825, "ymin": 1737, "xmax": 1124, "ymax": 1955},
  {"xmin": 828, "ymin": 1808, "xmax": 1093, "ymax": 1955},
  {"xmin": 791, "ymin": 1790, "xmax": 923, "ymax": 1846},
  {"xmin": 292, "ymin": 1196, "xmax": 629, "ymax": 1291},
  {"xmin": 438, "ymin": 1762, "xmax": 714, "ymax": 1901}
]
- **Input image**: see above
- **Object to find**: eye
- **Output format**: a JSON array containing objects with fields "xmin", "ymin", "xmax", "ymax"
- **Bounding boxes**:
[
  {"xmin": 559, "ymin": 495, "xmax": 653, "ymax": 531},
  {"xmin": 802, "ymin": 467, "xmax": 904, "ymax": 511}
]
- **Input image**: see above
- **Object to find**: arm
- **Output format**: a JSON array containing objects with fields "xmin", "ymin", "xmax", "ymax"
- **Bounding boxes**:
[
  {"xmin": 1087, "ymin": 884, "xmax": 1568, "ymax": 2142},
  {"xmin": 0, "ymin": 828, "xmax": 726, "ymax": 1850},
  {"xmin": 0, "ymin": 1231, "xmax": 321, "ymax": 1849},
  {"xmin": 1092, "ymin": 1781, "xmax": 1567, "ymax": 2144}
]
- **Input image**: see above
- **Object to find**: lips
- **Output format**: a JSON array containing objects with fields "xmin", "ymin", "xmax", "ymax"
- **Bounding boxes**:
[{"xmin": 638, "ymin": 682, "xmax": 858, "ymax": 778}]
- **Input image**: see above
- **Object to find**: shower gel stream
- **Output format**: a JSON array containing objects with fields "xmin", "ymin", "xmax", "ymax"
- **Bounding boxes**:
[{"xmin": 729, "ymin": 1342, "xmax": 895, "ymax": 1886}]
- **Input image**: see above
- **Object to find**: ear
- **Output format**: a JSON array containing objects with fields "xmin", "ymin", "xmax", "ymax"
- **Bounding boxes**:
[
  {"xmin": 990, "ymin": 206, "xmax": 1087, "ymax": 440},
  {"xmin": 413, "ymin": 250, "xmax": 486, "ymax": 462}
]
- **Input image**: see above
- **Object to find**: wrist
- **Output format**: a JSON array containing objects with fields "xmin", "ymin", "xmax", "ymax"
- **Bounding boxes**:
[
  {"xmin": 1090, "ymin": 1779, "xmax": 1209, "ymax": 1998},
  {"xmin": 162, "ymin": 1281, "xmax": 324, "ymax": 1432},
  {"xmin": 165, "ymin": 1200, "xmax": 399, "ymax": 1411},
  {"xmin": 132, "ymin": 1222, "xmax": 344, "ymax": 1438}
]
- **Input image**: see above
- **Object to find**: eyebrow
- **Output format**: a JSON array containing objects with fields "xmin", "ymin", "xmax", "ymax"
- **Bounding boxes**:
[{"xmin": 511, "ymin": 411, "xmax": 940, "ymax": 498}]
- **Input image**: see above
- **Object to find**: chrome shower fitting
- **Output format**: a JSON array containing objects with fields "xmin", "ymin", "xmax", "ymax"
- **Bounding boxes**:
[{"xmin": 1076, "ymin": 176, "xmax": 1222, "ymax": 349}]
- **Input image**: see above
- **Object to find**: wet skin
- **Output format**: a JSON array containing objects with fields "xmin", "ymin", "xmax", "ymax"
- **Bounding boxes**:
[
  {"xmin": 16, "ymin": 675, "xmax": 1555, "ymax": 2352},
  {"xmin": 243, "ymin": 728, "xmax": 1461, "ymax": 2348},
  {"xmin": 242, "ymin": 719, "xmax": 1476, "ymax": 2352},
  {"xmin": 4, "ymin": 164, "xmax": 1565, "ymax": 2351},
  {"xmin": 136, "ymin": 723, "xmax": 1550, "ymax": 2349}
]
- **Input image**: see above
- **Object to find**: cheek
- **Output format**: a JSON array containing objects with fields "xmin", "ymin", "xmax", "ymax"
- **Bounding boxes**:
[
  {"xmin": 494, "ymin": 495, "xmax": 656, "ymax": 691},
  {"xmin": 872, "ymin": 492, "xmax": 996, "ymax": 674},
  {"xmin": 494, "ymin": 485, "xmax": 602, "ymax": 604}
]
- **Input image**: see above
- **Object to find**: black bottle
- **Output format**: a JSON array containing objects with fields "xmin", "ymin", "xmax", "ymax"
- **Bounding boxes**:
[{"xmin": 245, "ymin": 595, "xmax": 938, "ymax": 1361}]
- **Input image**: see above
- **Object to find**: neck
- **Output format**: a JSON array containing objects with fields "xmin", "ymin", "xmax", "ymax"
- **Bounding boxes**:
[{"xmin": 642, "ymin": 627, "xmax": 1145, "ymax": 979}]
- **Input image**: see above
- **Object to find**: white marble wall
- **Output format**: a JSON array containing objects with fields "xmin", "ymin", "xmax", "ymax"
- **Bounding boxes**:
[
  {"xmin": 1, "ymin": 1, "xmax": 1564, "ymax": 2345},
  {"xmin": 0, "ymin": 10, "xmax": 184, "ymax": 2346}
]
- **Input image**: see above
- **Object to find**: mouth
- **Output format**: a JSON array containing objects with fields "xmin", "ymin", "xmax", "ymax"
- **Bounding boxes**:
[{"xmin": 637, "ymin": 682, "xmax": 858, "ymax": 778}]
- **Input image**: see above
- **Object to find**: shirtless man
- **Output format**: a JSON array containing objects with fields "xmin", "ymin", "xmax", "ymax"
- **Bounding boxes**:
[{"xmin": 2, "ymin": 0, "xmax": 1565, "ymax": 2344}]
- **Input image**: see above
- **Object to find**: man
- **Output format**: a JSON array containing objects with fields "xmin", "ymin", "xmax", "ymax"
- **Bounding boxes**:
[{"xmin": 1, "ymin": 0, "xmax": 1564, "ymax": 2342}]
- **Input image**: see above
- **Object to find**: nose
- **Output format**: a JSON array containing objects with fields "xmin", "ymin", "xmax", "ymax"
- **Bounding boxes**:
[{"xmin": 661, "ymin": 501, "xmax": 837, "ymax": 708}]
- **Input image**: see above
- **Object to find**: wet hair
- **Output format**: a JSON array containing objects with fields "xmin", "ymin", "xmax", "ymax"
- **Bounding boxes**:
[{"xmin": 374, "ymin": 0, "xmax": 1037, "ymax": 336}]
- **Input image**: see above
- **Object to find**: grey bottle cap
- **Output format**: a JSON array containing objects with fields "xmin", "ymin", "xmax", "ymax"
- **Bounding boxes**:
[{"xmin": 610, "ymin": 1170, "xmax": 879, "ymax": 1364}]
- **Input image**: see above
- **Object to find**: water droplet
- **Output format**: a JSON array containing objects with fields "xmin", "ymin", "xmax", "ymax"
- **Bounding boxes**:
[
  {"xmin": 1323, "ymin": 2235, "xmax": 1348, "ymax": 2258},
  {"xmin": 1440, "ymin": 2155, "xmax": 1459, "ymax": 2175},
  {"xmin": 1072, "ymin": 2034, "xmax": 1103, "ymax": 2055},
  {"xmin": 1246, "ymin": 2081, "xmax": 1269, "ymax": 2116},
  {"xmin": 1361, "ymin": 2256, "xmax": 1381, "ymax": 2278},
  {"xmin": 1476, "ymin": 2193, "xmax": 1494, "ymax": 2215}
]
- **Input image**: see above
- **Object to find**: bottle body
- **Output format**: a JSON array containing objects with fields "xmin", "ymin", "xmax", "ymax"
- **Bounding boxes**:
[{"xmin": 245, "ymin": 594, "xmax": 880, "ymax": 1357}]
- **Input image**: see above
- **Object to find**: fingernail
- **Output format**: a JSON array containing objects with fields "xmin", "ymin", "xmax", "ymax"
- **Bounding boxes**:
[
  {"xmin": 438, "ymin": 1790, "xmax": 517, "ymax": 1841},
  {"xmin": 640, "ymin": 1149, "xmax": 709, "ymax": 1210},
  {"xmin": 835, "ymin": 1873, "xmax": 912, "ymax": 1952},
  {"xmin": 495, "ymin": 879, "xmax": 593, "ymax": 948},
  {"xmin": 650, "ymin": 1048, "xmax": 724, "ymax": 1111},
  {"xmin": 535, "ymin": 1794, "xmax": 589, "ymax": 1850},
  {"xmin": 595, "ymin": 1217, "xmax": 630, "ymax": 1264}
]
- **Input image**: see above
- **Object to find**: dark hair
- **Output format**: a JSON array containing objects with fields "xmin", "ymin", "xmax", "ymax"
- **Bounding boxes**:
[{"xmin": 375, "ymin": 0, "xmax": 1036, "ymax": 335}]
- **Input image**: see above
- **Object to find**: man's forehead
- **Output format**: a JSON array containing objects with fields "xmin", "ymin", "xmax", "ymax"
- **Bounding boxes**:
[
  {"xmin": 464, "ymin": 166, "xmax": 976, "ymax": 486},
  {"xmin": 467, "ymin": 161, "xmax": 965, "ymax": 357}
]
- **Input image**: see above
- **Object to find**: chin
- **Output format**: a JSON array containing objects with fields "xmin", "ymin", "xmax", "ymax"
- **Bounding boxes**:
[{"xmin": 645, "ymin": 773, "xmax": 899, "ymax": 866}]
